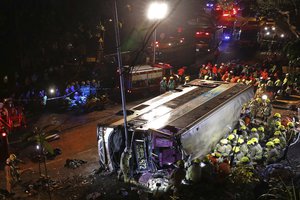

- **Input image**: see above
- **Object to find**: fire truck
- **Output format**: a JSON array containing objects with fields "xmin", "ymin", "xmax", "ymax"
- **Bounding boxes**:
[
  {"xmin": 97, "ymin": 79, "xmax": 253, "ymax": 190},
  {"xmin": 0, "ymin": 98, "xmax": 26, "ymax": 132}
]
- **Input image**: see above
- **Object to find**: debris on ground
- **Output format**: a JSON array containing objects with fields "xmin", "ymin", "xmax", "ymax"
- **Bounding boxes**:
[{"xmin": 64, "ymin": 159, "xmax": 87, "ymax": 169}]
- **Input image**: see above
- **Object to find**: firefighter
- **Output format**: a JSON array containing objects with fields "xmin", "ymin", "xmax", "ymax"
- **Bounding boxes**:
[
  {"xmin": 258, "ymin": 126, "xmax": 265, "ymax": 142},
  {"xmin": 237, "ymin": 138, "xmax": 248, "ymax": 155},
  {"xmin": 262, "ymin": 98, "xmax": 272, "ymax": 122},
  {"xmin": 215, "ymin": 139, "xmax": 232, "ymax": 157},
  {"xmin": 168, "ymin": 76, "xmax": 175, "ymax": 91},
  {"xmin": 286, "ymin": 122, "xmax": 297, "ymax": 143},
  {"xmin": 118, "ymin": 148, "xmax": 132, "ymax": 183},
  {"xmin": 227, "ymin": 133, "xmax": 237, "ymax": 146},
  {"xmin": 272, "ymin": 138, "xmax": 283, "ymax": 152},
  {"xmin": 160, "ymin": 77, "xmax": 168, "ymax": 93},
  {"xmin": 232, "ymin": 146, "xmax": 245, "ymax": 163},
  {"xmin": 186, "ymin": 158, "xmax": 202, "ymax": 184},
  {"xmin": 240, "ymin": 125, "xmax": 249, "ymax": 139},
  {"xmin": 263, "ymin": 141, "xmax": 280, "ymax": 164},
  {"xmin": 237, "ymin": 156, "xmax": 251, "ymax": 166},
  {"xmin": 248, "ymin": 138, "xmax": 263, "ymax": 163},
  {"xmin": 278, "ymin": 125, "xmax": 287, "ymax": 138},
  {"xmin": 249, "ymin": 128, "xmax": 259, "ymax": 140},
  {"xmin": 167, "ymin": 160, "xmax": 186, "ymax": 196},
  {"xmin": 271, "ymin": 131, "xmax": 286, "ymax": 148}
]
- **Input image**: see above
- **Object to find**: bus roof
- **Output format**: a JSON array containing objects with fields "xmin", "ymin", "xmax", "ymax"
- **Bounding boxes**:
[{"xmin": 99, "ymin": 80, "xmax": 253, "ymax": 135}]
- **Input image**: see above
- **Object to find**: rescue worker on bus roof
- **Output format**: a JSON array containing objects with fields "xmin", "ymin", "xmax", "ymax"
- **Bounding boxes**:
[
  {"xmin": 160, "ymin": 77, "xmax": 167, "ymax": 94},
  {"xmin": 168, "ymin": 76, "xmax": 175, "ymax": 91}
]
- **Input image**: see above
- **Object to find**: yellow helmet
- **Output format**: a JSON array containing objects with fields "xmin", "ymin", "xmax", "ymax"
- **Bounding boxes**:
[
  {"xmin": 233, "ymin": 146, "xmax": 240, "ymax": 153},
  {"xmin": 287, "ymin": 122, "xmax": 294, "ymax": 128},
  {"xmin": 251, "ymin": 138, "xmax": 259, "ymax": 144},
  {"xmin": 255, "ymin": 98, "xmax": 262, "ymax": 103},
  {"xmin": 275, "ymin": 121, "xmax": 281, "ymax": 126},
  {"xmin": 279, "ymin": 125, "xmax": 286, "ymax": 131},
  {"xmin": 237, "ymin": 138, "xmax": 244, "ymax": 144},
  {"xmin": 220, "ymin": 139, "xmax": 228, "ymax": 145},
  {"xmin": 227, "ymin": 134, "xmax": 235, "ymax": 141},
  {"xmin": 251, "ymin": 128, "xmax": 257, "ymax": 132},
  {"xmin": 163, "ymin": 77, "xmax": 167, "ymax": 80},
  {"xmin": 258, "ymin": 126, "xmax": 264, "ymax": 132},
  {"xmin": 266, "ymin": 141, "xmax": 274, "ymax": 148},
  {"xmin": 233, "ymin": 129, "xmax": 237, "ymax": 134},
  {"xmin": 247, "ymin": 140, "xmax": 253, "ymax": 145},
  {"xmin": 241, "ymin": 125, "xmax": 247, "ymax": 130},
  {"xmin": 241, "ymin": 156, "xmax": 250, "ymax": 163},
  {"xmin": 170, "ymin": 76, "xmax": 174, "ymax": 80},
  {"xmin": 273, "ymin": 138, "xmax": 280, "ymax": 144},
  {"xmin": 214, "ymin": 152, "xmax": 222, "ymax": 158},
  {"xmin": 274, "ymin": 113, "xmax": 281, "ymax": 118},
  {"xmin": 274, "ymin": 131, "xmax": 281, "ymax": 136}
]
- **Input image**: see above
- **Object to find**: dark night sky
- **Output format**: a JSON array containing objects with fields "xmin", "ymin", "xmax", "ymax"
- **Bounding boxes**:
[{"xmin": 0, "ymin": 0, "xmax": 202, "ymax": 75}]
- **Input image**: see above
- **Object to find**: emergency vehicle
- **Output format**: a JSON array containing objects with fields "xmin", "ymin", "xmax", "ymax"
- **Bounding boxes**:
[
  {"xmin": 194, "ymin": 26, "xmax": 223, "ymax": 54},
  {"xmin": 0, "ymin": 99, "xmax": 26, "ymax": 132},
  {"xmin": 97, "ymin": 79, "xmax": 253, "ymax": 190},
  {"xmin": 115, "ymin": 64, "xmax": 172, "ymax": 99}
]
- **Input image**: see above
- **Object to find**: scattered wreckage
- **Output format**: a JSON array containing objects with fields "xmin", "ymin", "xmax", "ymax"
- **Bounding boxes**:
[{"xmin": 97, "ymin": 79, "xmax": 254, "ymax": 191}]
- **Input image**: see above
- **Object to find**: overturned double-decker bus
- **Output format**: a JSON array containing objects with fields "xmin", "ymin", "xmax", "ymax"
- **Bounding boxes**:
[{"xmin": 97, "ymin": 79, "xmax": 253, "ymax": 189}]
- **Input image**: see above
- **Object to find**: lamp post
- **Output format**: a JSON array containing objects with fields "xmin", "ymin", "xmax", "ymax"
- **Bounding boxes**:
[{"xmin": 147, "ymin": 2, "xmax": 168, "ymax": 64}]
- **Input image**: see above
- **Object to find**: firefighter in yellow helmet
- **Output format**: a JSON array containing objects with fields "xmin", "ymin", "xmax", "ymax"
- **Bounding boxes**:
[
  {"xmin": 215, "ymin": 139, "xmax": 232, "ymax": 157},
  {"xmin": 248, "ymin": 138, "xmax": 263, "ymax": 162},
  {"xmin": 186, "ymin": 158, "xmax": 202, "ymax": 184},
  {"xmin": 272, "ymin": 138, "xmax": 282, "ymax": 151},
  {"xmin": 257, "ymin": 126, "xmax": 265, "ymax": 142},
  {"xmin": 263, "ymin": 141, "xmax": 280, "ymax": 164},
  {"xmin": 249, "ymin": 128, "xmax": 259, "ymax": 140},
  {"xmin": 271, "ymin": 131, "xmax": 286, "ymax": 149},
  {"xmin": 238, "ymin": 156, "xmax": 251, "ymax": 166}
]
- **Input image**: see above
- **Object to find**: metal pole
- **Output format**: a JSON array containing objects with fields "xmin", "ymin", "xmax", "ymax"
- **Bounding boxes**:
[
  {"xmin": 113, "ymin": 0, "xmax": 129, "ymax": 149},
  {"xmin": 153, "ymin": 28, "xmax": 156, "ymax": 64}
]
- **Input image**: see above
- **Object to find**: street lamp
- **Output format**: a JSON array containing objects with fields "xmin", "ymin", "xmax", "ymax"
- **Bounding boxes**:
[{"xmin": 147, "ymin": 2, "xmax": 168, "ymax": 64}]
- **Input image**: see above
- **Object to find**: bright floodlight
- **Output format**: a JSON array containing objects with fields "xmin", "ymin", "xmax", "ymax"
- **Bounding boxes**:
[
  {"xmin": 49, "ymin": 88, "xmax": 55, "ymax": 94},
  {"xmin": 147, "ymin": 2, "xmax": 168, "ymax": 20},
  {"xmin": 262, "ymin": 94, "xmax": 268, "ymax": 100}
]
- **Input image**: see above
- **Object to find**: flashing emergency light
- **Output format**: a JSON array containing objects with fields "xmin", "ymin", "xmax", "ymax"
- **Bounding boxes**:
[{"xmin": 206, "ymin": 3, "xmax": 213, "ymax": 7}]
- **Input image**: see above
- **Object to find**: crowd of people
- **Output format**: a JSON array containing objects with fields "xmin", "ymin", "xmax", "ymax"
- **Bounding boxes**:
[{"xmin": 165, "ymin": 96, "xmax": 298, "ymax": 198}]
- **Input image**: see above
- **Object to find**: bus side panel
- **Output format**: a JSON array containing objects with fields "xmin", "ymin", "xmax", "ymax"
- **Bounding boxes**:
[{"xmin": 180, "ymin": 87, "xmax": 253, "ymax": 160}]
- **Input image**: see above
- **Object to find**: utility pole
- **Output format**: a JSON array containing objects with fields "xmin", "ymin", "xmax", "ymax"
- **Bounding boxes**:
[{"xmin": 113, "ymin": 0, "xmax": 129, "ymax": 149}]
